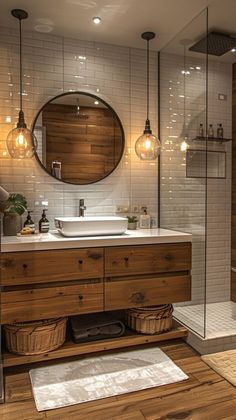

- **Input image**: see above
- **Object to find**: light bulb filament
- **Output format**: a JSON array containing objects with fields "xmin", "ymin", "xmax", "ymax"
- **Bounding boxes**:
[
  {"xmin": 16, "ymin": 132, "xmax": 27, "ymax": 149},
  {"xmin": 180, "ymin": 140, "xmax": 188, "ymax": 152},
  {"xmin": 144, "ymin": 138, "xmax": 151, "ymax": 150}
]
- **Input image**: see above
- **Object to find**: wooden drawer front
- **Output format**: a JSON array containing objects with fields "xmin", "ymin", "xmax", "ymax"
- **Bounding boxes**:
[
  {"xmin": 1, "ymin": 248, "xmax": 104, "ymax": 286},
  {"xmin": 105, "ymin": 243, "xmax": 191, "ymax": 277},
  {"xmin": 104, "ymin": 275, "xmax": 191, "ymax": 310},
  {"xmin": 1, "ymin": 282, "xmax": 103, "ymax": 323}
]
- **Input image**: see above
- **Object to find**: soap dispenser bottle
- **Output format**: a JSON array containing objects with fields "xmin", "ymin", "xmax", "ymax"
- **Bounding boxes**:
[
  {"xmin": 207, "ymin": 124, "xmax": 214, "ymax": 138},
  {"xmin": 24, "ymin": 211, "xmax": 35, "ymax": 233},
  {"xmin": 39, "ymin": 209, "xmax": 50, "ymax": 233},
  {"xmin": 139, "ymin": 207, "xmax": 151, "ymax": 229},
  {"xmin": 199, "ymin": 123, "xmax": 204, "ymax": 138},
  {"xmin": 217, "ymin": 123, "xmax": 224, "ymax": 139}
]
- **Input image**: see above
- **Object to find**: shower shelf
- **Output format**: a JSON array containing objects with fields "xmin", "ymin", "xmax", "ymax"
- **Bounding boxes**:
[{"xmin": 192, "ymin": 136, "xmax": 231, "ymax": 143}]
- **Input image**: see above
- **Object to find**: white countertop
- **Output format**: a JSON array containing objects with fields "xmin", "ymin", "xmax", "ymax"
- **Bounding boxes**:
[{"xmin": 1, "ymin": 228, "xmax": 192, "ymax": 253}]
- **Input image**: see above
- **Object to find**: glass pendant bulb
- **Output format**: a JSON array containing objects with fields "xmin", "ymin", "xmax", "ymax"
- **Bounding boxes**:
[
  {"xmin": 180, "ymin": 136, "xmax": 189, "ymax": 152},
  {"xmin": 6, "ymin": 110, "xmax": 37, "ymax": 158},
  {"xmin": 135, "ymin": 31, "xmax": 161, "ymax": 160},
  {"xmin": 135, "ymin": 119, "xmax": 161, "ymax": 160},
  {"xmin": 6, "ymin": 9, "xmax": 37, "ymax": 159}
]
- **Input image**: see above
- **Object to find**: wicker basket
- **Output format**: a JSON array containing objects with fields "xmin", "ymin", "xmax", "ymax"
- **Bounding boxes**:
[
  {"xmin": 4, "ymin": 317, "xmax": 67, "ymax": 355},
  {"xmin": 126, "ymin": 304, "xmax": 173, "ymax": 334}
]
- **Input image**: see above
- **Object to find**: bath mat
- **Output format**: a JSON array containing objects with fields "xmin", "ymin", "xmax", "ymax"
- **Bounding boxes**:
[
  {"xmin": 30, "ymin": 347, "xmax": 188, "ymax": 411},
  {"xmin": 202, "ymin": 350, "xmax": 236, "ymax": 386}
]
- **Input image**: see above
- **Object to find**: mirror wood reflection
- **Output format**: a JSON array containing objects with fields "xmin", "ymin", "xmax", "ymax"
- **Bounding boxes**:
[{"xmin": 32, "ymin": 92, "xmax": 125, "ymax": 185}]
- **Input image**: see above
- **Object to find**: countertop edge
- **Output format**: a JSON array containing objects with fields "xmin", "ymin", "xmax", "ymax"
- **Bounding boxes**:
[{"xmin": 1, "ymin": 229, "xmax": 192, "ymax": 253}]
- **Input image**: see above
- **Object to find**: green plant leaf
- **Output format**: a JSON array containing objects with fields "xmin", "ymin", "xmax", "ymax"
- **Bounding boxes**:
[
  {"xmin": 127, "ymin": 216, "xmax": 138, "ymax": 223},
  {"xmin": 4, "ymin": 193, "xmax": 27, "ymax": 215}
]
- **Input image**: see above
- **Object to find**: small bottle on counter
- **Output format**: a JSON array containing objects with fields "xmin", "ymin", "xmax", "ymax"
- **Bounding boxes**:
[
  {"xmin": 139, "ymin": 207, "xmax": 151, "ymax": 229},
  {"xmin": 217, "ymin": 123, "xmax": 224, "ymax": 139},
  {"xmin": 207, "ymin": 124, "xmax": 214, "ymax": 138},
  {"xmin": 199, "ymin": 123, "xmax": 204, "ymax": 138},
  {"xmin": 24, "ymin": 211, "xmax": 35, "ymax": 233},
  {"xmin": 39, "ymin": 209, "xmax": 50, "ymax": 233}
]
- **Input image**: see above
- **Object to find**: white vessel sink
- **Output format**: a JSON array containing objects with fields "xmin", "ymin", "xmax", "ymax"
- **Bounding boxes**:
[{"xmin": 54, "ymin": 216, "xmax": 128, "ymax": 237}]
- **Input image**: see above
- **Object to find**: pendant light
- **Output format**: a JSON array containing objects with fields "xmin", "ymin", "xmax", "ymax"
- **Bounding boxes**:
[
  {"xmin": 6, "ymin": 9, "xmax": 37, "ymax": 159},
  {"xmin": 135, "ymin": 32, "xmax": 161, "ymax": 160}
]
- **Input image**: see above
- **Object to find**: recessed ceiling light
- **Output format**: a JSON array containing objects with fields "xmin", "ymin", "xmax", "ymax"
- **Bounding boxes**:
[
  {"xmin": 93, "ymin": 16, "xmax": 101, "ymax": 24},
  {"xmin": 34, "ymin": 24, "xmax": 53, "ymax": 33},
  {"xmin": 94, "ymin": 100, "xmax": 99, "ymax": 105}
]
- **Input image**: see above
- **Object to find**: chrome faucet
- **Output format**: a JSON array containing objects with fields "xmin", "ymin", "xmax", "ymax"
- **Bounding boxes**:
[{"xmin": 79, "ymin": 199, "xmax": 86, "ymax": 217}]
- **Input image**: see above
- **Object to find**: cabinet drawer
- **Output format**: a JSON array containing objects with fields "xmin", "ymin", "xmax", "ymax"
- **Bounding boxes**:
[
  {"xmin": 105, "ymin": 243, "xmax": 191, "ymax": 277},
  {"xmin": 104, "ymin": 275, "xmax": 191, "ymax": 310},
  {"xmin": 1, "ymin": 248, "xmax": 104, "ymax": 286},
  {"xmin": 1, "ymin": 282, "xmax": 103, "ymax": 323}
]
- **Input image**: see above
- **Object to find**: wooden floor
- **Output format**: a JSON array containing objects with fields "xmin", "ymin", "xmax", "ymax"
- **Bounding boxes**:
[{"xmin": 1, "ymin": 340, "xmax": 236, "ymax": 420}]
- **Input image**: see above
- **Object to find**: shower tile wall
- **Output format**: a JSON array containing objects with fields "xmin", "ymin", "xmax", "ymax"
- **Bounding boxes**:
[
  {"xmin": 160, "ymin": 52, "xmax": 232, "ymax": 304},
  {"xmin": 0, "ymin": 26, "xmax": 158, "ymax": 225}
]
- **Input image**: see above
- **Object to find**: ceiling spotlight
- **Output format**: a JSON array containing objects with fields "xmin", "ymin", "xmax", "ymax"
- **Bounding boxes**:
[{"xmin": 93, "ymin": 16, "xmax": 101, "ymax": 25}]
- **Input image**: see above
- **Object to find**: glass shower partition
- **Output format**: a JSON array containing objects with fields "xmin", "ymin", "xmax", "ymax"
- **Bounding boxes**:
[
  {"xmin": 0, "ymin": 219, "xmax": 3, "ymax": 402},
  {"xmin": 159, "ymin": 9, "xmax": 208, "ymax": 338}
]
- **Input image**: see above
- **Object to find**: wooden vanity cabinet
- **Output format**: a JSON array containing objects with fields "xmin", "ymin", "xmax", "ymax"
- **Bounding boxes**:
[
  {"xmin": 0, "ymin": 242, "xmax": 191, "ymax": 324},
  {"xmin": 104, "ymin": 243, "xmax": 191, "ymax": 310}
]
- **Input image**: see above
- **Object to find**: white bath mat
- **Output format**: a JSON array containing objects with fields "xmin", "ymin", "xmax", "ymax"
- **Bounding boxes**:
[{"xmin": 30, "ymin": 347, "xmax": 188, "ymax": 411}]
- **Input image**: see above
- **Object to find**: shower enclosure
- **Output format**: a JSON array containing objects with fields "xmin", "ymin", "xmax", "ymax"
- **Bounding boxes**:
[
  {"xmin": 0, "ymin": 227, "xmax": 3, "ymax": 402},
  {"xmin": 159, "ymin": 2, "xmax": 234, "ymax": 353}
]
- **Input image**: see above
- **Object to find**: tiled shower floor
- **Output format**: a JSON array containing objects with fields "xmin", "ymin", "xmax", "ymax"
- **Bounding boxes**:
[{"xmin": 174, "ymin": 301, "xmax": 236, "ymax": 339}]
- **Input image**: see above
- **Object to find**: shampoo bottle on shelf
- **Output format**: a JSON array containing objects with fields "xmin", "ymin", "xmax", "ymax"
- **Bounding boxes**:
[
  {"xmin": 139, "ymin": 207, "xmax": 151, "ymax": 229},
  {"xmin": 199, "ymin": 123, "xmax": 204, "ymax": 138},
  {"xmin": 207, "ymin": 124, "xmax": 214, "ymax": 138},
  {"xmin": 39, "ymin": 209, "xmax": 50, "ymax": 233},
  {"xmin": 217, "ymin": 123, "xmax": 224, "ymax": 139},
  {"xmin": 24, "ymin": 211, "xmax": 35, "ymax": 233}
]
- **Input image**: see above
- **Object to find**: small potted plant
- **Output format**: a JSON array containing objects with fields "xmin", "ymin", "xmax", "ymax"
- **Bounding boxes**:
[
  {"xmin": 0, "ymin": 193, "xmax": 27, "ymax": 236},
  {"xmin": 127, "ymin": 215, "xmax": 138, "ymax": 230}
]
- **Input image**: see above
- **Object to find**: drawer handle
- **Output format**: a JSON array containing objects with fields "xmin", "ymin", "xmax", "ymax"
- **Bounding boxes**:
[
  {"xmin": 124, "ymin": 257, "xmax": 129, "ymax": 264},
  {"xmin": 78, "ymin": 294, "xmax": 84, "ymax": 301},
  {"xmin": 22, "ymin": 264, "xmax": 28, "ymax": 269},
  {"xmin": 165, "ymin": 254, "xmax": 173, "ymax": 261},
  {"xmin": 130, "ymin": 292, "xmax": 146, "ymax": 304},
  {"xmin": 78, "ymin": 260, "xmax": 83, "ymax": 265}
]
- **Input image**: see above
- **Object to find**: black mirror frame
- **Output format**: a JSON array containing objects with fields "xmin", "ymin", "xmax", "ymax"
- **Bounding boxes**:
[{"xmin": 31, "ymin": 91, "xmax": 125, "ymax": 185}]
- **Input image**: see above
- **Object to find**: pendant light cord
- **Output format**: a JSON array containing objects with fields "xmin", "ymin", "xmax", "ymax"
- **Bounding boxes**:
[
  {"xmin": 19, "ymin": 16, "xmax": 23, "ymax": 112},
  {"xmin": 183, "ymin": 45, "xmax": 186, "ymax": 135},
  {"xmin": 147, "ymin": 38, "xmax": 149, "ymax": 120}
]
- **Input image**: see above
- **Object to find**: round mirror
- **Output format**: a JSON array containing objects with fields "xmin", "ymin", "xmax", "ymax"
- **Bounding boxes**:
[{"xmin": 32, "ymin": 92, "xmax": 125, "ymax": 184}]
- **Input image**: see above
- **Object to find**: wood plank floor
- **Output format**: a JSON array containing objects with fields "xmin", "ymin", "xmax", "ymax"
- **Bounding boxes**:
[{"xmin": 1, "ymin": 340, "xmax": 236, "ymax": 420}]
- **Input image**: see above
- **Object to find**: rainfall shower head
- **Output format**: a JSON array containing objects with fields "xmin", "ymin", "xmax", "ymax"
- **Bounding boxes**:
[{"xmin": 189, "ymin": 31, "xmax": 235, "ymax": 56}]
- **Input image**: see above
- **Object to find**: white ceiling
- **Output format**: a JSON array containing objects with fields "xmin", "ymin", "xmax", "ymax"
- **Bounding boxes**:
[
  {"xmin": 0, "ymin": 0, "xmax": 212, "ymax": 50},
  {"xmin": 0, "ymin": 0, "xmax": 235, "ymax": 59}
]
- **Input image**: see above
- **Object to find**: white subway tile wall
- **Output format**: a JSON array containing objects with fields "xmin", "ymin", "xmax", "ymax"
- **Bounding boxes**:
[
  {"xmin": 0, "ymin": 26, "xmax": 158, "ymax": 226},
  {"xmin": 160, "ymin": 52, "xmax": 232, "ymax": 309}
]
